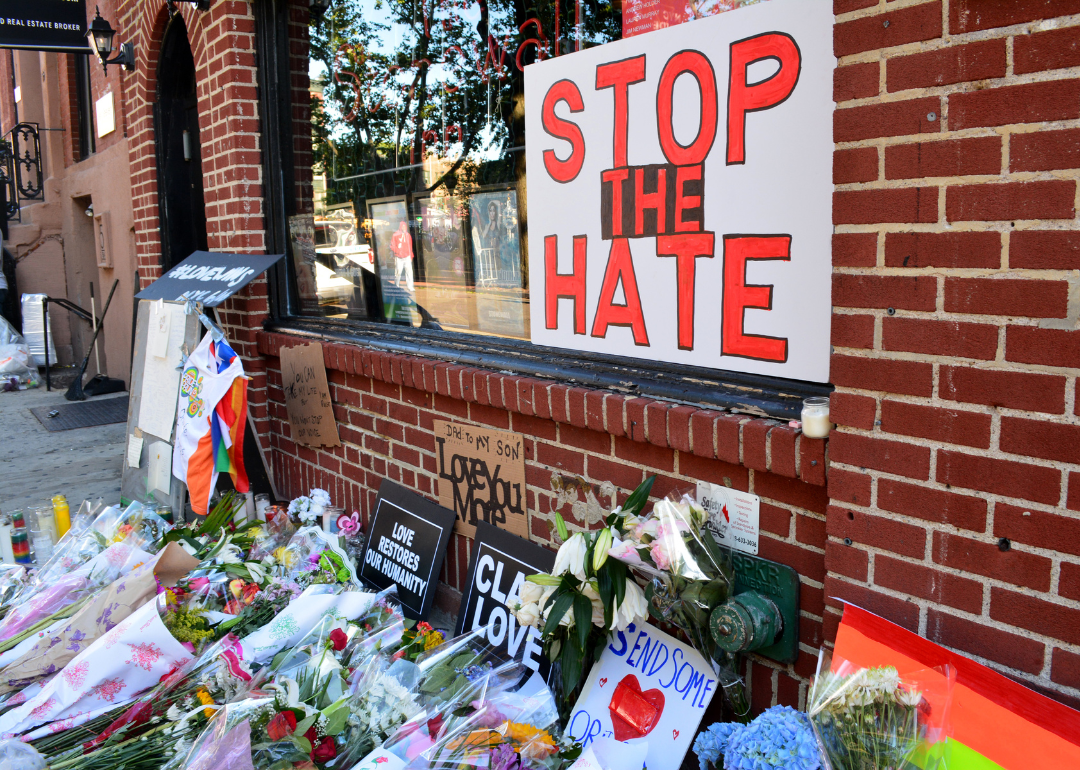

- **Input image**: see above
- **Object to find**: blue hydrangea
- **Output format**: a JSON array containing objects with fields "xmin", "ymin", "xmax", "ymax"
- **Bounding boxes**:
[
  {"xmin": 694, "ymin": 706, "xmax": 820, "ymax": 770},
  {"xmin": 693, "ymin": 722, "xmax": 740, "ymax": 770}
]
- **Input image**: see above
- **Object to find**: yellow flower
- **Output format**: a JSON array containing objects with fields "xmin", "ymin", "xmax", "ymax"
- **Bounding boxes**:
[
  {"xmin": 195, "ymin": 686, "xmax": 215, "ymax": 718},
  {"xmin": 424, "ymin": 631, "xmax": 444, "ymax": 650},
  {"xmin": 273, "ymin": 546, "xmax": 298, "ymax": 568},
  {"xmin": 501, "ymin": 722, "xmax": 558, "ymax": 760}
]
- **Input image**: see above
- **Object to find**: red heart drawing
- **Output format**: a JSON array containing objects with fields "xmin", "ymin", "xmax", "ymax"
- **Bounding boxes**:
[
  {"xmin": 598, "ymin": 678, "xmax": 608, "ymax": 687},
  {"xmin": 673, "ymin": 729, "xmax": 680, "ymax": 740},
  {"xmin": 608, "ymin": 675, "xmax": 665, "ymax": 742}
]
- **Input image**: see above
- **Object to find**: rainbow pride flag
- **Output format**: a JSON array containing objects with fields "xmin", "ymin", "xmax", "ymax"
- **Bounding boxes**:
[
  {"xmin": 832, "ymin": 603, "xmax": 1080, "ymax": 769},
  {"xmin": 210, "ymin": 340, "xmax": 249, "ymax": 494}
]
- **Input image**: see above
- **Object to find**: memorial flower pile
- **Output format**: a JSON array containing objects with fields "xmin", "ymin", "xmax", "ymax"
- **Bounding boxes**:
[{"xmin": 287, "ymin": 488, "xmax": 332, "ymax": 526}]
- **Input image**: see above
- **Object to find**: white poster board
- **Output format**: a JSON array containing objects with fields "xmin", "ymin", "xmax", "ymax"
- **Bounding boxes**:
[
  {"xmin": 566, "ymin": 624, "xmax": 717, "ymax": 770},
  {"xmin": 525, "ymin": 0, "xmax": 833, "ymax": 382},
  {"xmin": 137, "ymin": 301, "xmax": 188, "ymax": 441}
]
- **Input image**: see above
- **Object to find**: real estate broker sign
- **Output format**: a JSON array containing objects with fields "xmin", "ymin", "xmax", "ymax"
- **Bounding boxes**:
[
  {"xmin": 0, "ymin": 1, "xmax": 88, "ymax": 53},
  {"xmin": 525, "ymin": 0, "xmax": 833, "ymax": 383}
]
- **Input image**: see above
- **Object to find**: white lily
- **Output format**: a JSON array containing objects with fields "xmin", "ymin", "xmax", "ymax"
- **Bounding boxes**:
[{"xmin": 552, "ymin": 532, "xmax": 588, "ymax": 581}]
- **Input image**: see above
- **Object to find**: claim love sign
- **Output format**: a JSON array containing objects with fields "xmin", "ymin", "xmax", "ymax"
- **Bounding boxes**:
[
  {"xmin": 567, "ymin": 623, "xmax": 717, "ymax": 770},
  {"xmin": 525, "ymin": 0, "xmax": 833, "ymax": 383}
]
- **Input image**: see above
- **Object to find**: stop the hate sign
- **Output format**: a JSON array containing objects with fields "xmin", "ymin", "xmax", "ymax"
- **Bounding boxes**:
[{"xmin": 525, "ymin": 0, "xmax": 833, "ymax": 383}]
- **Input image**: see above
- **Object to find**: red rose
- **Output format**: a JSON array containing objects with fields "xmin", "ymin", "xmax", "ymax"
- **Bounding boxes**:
[
  {"xmin": 329, "ymin": 628, "xmax": 348, "ymax": 651},
  {"xmin": 267, "ymin": 711, "xmax": 298, "ymax": 742},
  {"xmin": 305, "ymin": 725, "xmax": 318, "ymax": 744},
  {"xmin": 427, "ymin": 713, "xmax": 444, "ymax": 738},
  {"xmin": 312, "ymin": 736, "xmax": 337, "ymax": 762}
]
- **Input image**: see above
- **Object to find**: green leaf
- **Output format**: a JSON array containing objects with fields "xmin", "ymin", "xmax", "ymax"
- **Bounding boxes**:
[
  {"xmin": 293, "ymin": 713, "xmax": 318, "ymax": 738},
  {"xmin": 561, "ymin": 636, "xmax": 583, "ymax": 696},
  {"xmin": 548, "ymin": 636, "xmax": 562, "ymax": 663},
  {"xmin": 611, "ymin": 561, "xmax": 627, "ymax": 608},
  {"xmin": 290, "ymin": 736, "xmax": 312, "ymax": 754},
  {"xmin": 543, "ymin": 591, "xmax": 575, "ymax": 637},
  {"xmin": 624, "ymin": 475, "xmax": 657, "ymax": 515},
  {"xmin": 597, "ymin": 567, "xmax": 614, "ymax": 628},
  {"xmin": 324, "ymin": 707, "xmax": 349, "ymax": 736},
  {"xmin": 573, "ymin": 592, "xmax": 592, "ymax": 650}
]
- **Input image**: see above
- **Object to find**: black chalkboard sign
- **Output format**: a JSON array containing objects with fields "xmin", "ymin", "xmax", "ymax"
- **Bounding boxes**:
[
  {"xmin": 359, "ymin": 480, "xmax": 456, "ymax": 620},
  {"xmin": 0, "ymin": 1, "xmax": 88, "ymax": 53},
  {"xmin": 456, "ymin": 522, "xmax": 556, "ymax": 676},
  {"xmin": 136, "ymin": 250, "xmax": 285, "ymax": 307}
]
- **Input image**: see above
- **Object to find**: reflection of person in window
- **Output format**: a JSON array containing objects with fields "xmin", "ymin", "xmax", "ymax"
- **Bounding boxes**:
[
  {"xmin": 477, "ymin": 199, "xmax": 502, "ymax": 285},
  {"xmin": 390, "ymin": 220, "xmax": 414, "ymax": 293}
]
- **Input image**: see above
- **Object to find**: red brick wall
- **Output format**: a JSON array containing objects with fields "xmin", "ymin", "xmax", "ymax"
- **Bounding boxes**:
[
  {"xmin": 829, "ymin": 0, "xmax": 1080, "ymax": 709},
  {"xmin": 258, "ymin": 330, "xmax": 830, "ymax": 710}
]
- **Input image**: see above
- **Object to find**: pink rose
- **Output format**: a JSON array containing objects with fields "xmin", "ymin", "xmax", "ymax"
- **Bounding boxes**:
[
  {"xmin": 650, "ymin": 541, "xmax": 672, "ymax": 571},
  {"xmin": 189, "ymin": 577, "xmax": 210, "ymax": 592}
]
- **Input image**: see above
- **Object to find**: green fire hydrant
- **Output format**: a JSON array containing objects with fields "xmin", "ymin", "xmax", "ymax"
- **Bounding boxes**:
[{"xmin": 709, "ymin": 590, "xmax": 783, "ymax": 654}]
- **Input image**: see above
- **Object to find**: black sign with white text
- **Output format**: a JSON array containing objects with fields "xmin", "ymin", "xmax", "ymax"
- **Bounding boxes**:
[
  {"xmin": 136, "ymin": 250, "xmax": 285, "ymax": 307},
  {"xmin": 456, "ymin": 522, "xmax": 556, "ymax": 676},
  {"xmin": 0, "ymin": 1, "xmax": 88, "ymax": 53},
  {"xmin": 359, "ymin": 481, "xmax": 456, "ymax": 620}
]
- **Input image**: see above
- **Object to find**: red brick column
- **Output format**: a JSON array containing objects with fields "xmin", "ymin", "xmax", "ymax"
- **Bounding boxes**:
[{"xmin": 829, "ymin": 0, "xmax": 1080, "ymax": 709}]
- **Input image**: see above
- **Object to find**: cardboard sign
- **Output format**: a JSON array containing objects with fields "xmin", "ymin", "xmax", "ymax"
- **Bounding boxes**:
[
  {"xmin": 434, "ymin": 420, "xmax": 528, "ymax": 538},
  {"xmin": 358, "ymin": 480, "xmax": 456, "ymax": 620},
  {"xmin": 136, "ymin": 250, "xmax": 284, "ymax": 307},
  {"xmin": 697, "ymin": 482, "xmax": 760, "ymax": 555},
  {"xmin": 567, "ymin": 624, "xmax": 717, "ymax": 770},
  {"xmin": 0, "ymin": 1, "xmax": 88, "ymax": 53},
  {"xmin": 455, "ymin": 522, "xmax": 557, "ymax": 676},
  {"xmin": 525, "ymin": 0, "xmax": 833, "ymax": 383},
  {"xmin": 279, "ymin": 342, "xmax": 341, "ymax": 447}
]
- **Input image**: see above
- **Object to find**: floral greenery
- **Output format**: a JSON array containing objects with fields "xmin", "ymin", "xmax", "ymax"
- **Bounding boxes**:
[
  {"xmin": 808, "ymin": 666, "xmax": 926, "ymax": 770},
  {"xmin": 515, "ymin": 477, "xmax": 656, "ymax": 719},
  {"xmin": 694, "ymin": 706, "xmax": 821, "ymax": 770},
  {"xmin": 395, "ymin": 621, "xmax": 445, "ymax": 662},
  {"xmin": 162, "ymin": 605, "xmax": 214, "ymax": 646}
]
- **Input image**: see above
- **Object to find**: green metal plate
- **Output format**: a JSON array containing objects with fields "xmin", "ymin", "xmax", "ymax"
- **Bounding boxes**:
[{"xmin": 731, "ymin": 552, "xmax": 800, "ymax": 664}]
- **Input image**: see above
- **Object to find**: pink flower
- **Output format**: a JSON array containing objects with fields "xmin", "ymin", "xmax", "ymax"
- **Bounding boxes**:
[
  {"xmin": 607, "ymin": 538, "xmax": 643, "ymax": 565},
  {"xmin": 650, "ymin": 541, "xmax": 672, "ymax": 571},
  {"xmin": 189, "ymin": 577, "xmax": 210, "ymax": 592}
]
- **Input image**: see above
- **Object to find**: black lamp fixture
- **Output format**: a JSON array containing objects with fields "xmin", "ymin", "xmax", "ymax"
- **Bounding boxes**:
[
  {"xmin": 310, "ymin": 0, "xmax": 333, "ymax": 19},
  {"xmin": 86, "ymin": 7, "xmax": 135, "ymax": 73}
]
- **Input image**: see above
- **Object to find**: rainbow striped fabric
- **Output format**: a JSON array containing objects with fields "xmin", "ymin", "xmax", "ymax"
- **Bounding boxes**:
[{"xmin": 832, "ymin": 603, "xmax": 1080, "ymax": 769}]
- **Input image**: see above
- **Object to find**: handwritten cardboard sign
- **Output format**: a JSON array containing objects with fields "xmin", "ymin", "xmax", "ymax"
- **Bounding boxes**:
[
  {"xmin": 567, "ymin": 623, "xmax": 717, "ymax": 770},
  {"xmin": 358, "ymin": 480, "xmax": 456, "ymax": 620},
  {"xmin": 455, "ymin": 522, "xmax": 556, "ymax": 676},
  {"xmin": 280, "ymin": 342, "xmax": 341, "ymax": 447},
  {"xmin": 434, "ymin": 420, "xmax": 527, "ymax": 539}
]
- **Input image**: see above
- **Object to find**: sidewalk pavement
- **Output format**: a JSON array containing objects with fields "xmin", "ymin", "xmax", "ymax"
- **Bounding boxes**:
[{"xmin": 0, "ymin": 386, "xmax": 125, "ymax": 515}]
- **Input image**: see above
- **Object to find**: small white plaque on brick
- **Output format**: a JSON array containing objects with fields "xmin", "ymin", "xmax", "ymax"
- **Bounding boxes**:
[{"xmin": 697, "ymin": 481, "xmax": 760, "ymax": 555}]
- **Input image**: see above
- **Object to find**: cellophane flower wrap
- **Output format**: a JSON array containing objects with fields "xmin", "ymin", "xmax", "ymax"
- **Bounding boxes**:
[
  {"xmin": 807, "ymin": 650, "xmax": 954, "ymax": 770},
  {"xmin": 363, "ymin": 656, "xmax": 570, "ymax": 770}
]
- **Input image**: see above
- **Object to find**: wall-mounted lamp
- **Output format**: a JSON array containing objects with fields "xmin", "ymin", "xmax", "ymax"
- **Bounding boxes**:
[
  {"xmin": 86, "ymin": 7, "xmax": 135, "ymax": 73},
  {"xmin": 310, "ymin": 0, "xmax": 334, "ymax": 20}
]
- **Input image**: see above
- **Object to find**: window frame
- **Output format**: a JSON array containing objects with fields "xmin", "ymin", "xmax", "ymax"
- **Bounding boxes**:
[{"xmin": 253, "ymin": 0, "xmax": 831, "ymax": 420}]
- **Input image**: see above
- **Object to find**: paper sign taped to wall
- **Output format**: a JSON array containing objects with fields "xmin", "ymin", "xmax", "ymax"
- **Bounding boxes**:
[
  {"xmin": 434, "ymin": 420, "xmax": 527, "ymax": 538},
  {"xmin": 280, "ymin": 342, "xmax": 341, "ymax": 447}
]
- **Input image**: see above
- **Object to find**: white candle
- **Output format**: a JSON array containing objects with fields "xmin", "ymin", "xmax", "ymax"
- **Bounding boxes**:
[{"xmin": 801, "ymin": 397, "xmax": 831, "ymax": 438}]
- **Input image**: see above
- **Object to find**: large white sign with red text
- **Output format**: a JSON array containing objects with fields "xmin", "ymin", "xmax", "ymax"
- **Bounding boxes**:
[{"xmin": 525, "ymin": 0, "xmax": 833, "ymax": 383}]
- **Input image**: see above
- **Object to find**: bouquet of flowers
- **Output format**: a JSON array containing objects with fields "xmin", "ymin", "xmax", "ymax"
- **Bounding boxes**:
[
  {"xmin": 513, "ymin": 479, "xmax": 655, "ymax": 717},
  {"xmin": 393, "ymin": 621, "xmax": 446, "ymax": 663},
  {"xmin": 807, "ymin": 652, "xmax": 953, "ymax": 770},
  {"xmin": 361, "ymin": 660, "xmax": 573, "ymax": 770},
  {"xmin": 694, "ymin": 705, "xmax": 820, "ymax": 770},
  {"xmin": 288, "ymin": 488, "xmax": 333, "ymax": 526}
]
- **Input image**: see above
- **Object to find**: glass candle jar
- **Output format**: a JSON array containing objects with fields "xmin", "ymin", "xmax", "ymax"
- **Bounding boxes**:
[
  {"xmin": 801, "ymin": 396, "xmax": 831, "ymax": 438},
  {"xmin": 254, "ymin": 494, "xmax": 271, "ymax": 521}
]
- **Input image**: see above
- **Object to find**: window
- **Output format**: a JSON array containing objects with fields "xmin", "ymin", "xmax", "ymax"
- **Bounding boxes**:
[
  {"xmin": 259, "ymin": 0, "xmax": 829, "ymax": 418},
  {"xmin": 284, "ymin": 0, "xmax": 621, "ymax": 339},
  {"xmin": 74, "ymin": 54, "xmax": 95, "ymax": 161}
]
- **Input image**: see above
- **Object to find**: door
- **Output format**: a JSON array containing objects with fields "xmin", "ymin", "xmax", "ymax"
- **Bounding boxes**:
[{"xmin": 154, "ymin": 16, "xmax": 208, "ymax": 271}]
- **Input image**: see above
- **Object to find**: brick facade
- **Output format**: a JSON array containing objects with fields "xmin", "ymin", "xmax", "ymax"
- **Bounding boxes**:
[
  {"xmin": 103, "ymin": 0, "xmax": 1080, "ymax": 714},
  {"xmin": 829, "ymin": 0, "xmax": 1080, "ymax": 708}
]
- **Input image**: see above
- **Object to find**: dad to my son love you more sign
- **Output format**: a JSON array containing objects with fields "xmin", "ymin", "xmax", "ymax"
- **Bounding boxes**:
[{"xmin": 525, "ymin": 0, "xmax": 833, "ymax": 383}]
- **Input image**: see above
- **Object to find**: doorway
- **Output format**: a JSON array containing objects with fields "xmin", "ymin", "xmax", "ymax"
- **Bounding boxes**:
[{"xmin": 154, "ymin": 16, "xmax": 208, "ymax": 271}]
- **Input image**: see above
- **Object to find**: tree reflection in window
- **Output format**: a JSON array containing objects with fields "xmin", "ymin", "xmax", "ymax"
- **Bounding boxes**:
[{"xmin": 289, "ymin": 0, "xmax": 620, "ymax": 336}]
